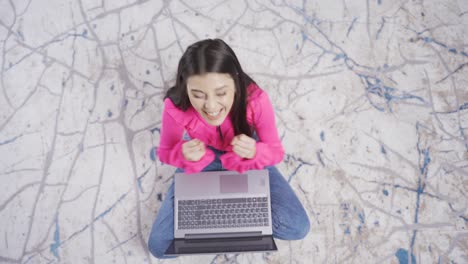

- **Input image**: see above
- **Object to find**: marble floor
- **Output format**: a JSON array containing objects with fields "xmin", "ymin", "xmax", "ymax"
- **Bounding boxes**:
[{"xmin": 1, "ymin": 0, "xmax": 467, "ymax": 263}]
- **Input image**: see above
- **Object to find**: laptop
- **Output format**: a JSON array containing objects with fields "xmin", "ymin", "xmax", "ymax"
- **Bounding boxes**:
[{"xmin": 164, "ymin": 169, "xmax": 278, "ymax": 256}]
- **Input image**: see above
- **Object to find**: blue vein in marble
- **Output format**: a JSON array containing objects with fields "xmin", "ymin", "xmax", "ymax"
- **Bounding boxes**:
[
  {"xmin": 64, "ymin": 224, "xmax": 89, "ymax": 244},
  {"xmin": 344, "ymin": 226, "xmax": 351, "ymax": 235},
  {"xmin": 433, "ymin": 102, "xmax": 468, "ymax": 114},
  {"xmin": 460, "ymin": 125, "xmax": 468, "ymax": 151},
  {"xmin": 410, "ymin": 124, "xmax": 431, "ymax": 253},
  {"xmin": 0, "ymin": 134, "xmax": 22, "ymax": 146},
  {"xmin": 381, "ymin": 145, "xmax": 387, "ymax": 155},
  {"xmin": 150, "ymin": 147, "xmax": 156, "ymax": 161},
  {"xmin": 291, "ymin": 9, "xmax": 432, "ymax": 115},
  {"xmin": 333, "ymin": 53, "xmax": 346, "ymax": 61},
  {"xmin": 357, "ymin": 211, "xmax": 365, "ymax": 234},
  {"xmin": 288, "ymin": 163, "xmax": 304, "ymax": 183},
  {"xmin": 288, "ymin": 4, "xmax": 321, "ymax": 25},
  {"xmin": 376, "ymin": 17, "xmax": 386, "ymax": 40},
  {"xmin": 40, "ymin": 191, "xmax": 130, "ymax": 258},
  {"xmin": 346, "ymin": 17, "xmax": 358, "ymax": 37},
  {"xmin": 316, "ymin": 150, "xmax": 325, "ymax": 166},
  {"xmin": 358, "ymin": 212, "xmax": 365, "ymax": 224},
  {"xmin": 320, "ymin": 131, "xmax": 325, "ymax": 141},
  {"xmin": 23, "ymin": 255, "xmax": 35, "ymax": 264},
  {"xmin": 395, "ymin": 248, "xmax": 417, "ymax": 264},
  {"xmin": 448, "ymin": 203, "xmax": 468, "ymax": 222},
  {"xmin": 150, "ymin": 127, "xmax": 160, "ymax": 134},
  {"xmin": 49, "ymin": 216, "xmax": 61, "ymax": 260},
  {"xmin": 137, "ymin": 167, "xmax": 151, "ymax": 193},
  {"xmin": 432, "ymin": 101, "xmax": 468, "ymax": 151},
  {"xmin": 418, "ymin": 36, "xmax": 468, "ymax": 57},
  {"xmin": 5, "ymin": 29, "xmax": 89, "ymax": 72},
  {"xmin": 95, "ymin": 193, "xmax": 127, "ymax": 221},
  {"xmin": 17, "ymin": 30, "xmax": 25, "ymax": 41},
  {"xmin": 378, "ymin": 182, "xmax": 438, "ymax": 199},
  {"xmin": 284, "ymin": 154, "xmax": 315, "ymax": 182},
  {"xmin": 360, "ymin": 74, "xmax": 426, "ymax": 112},
  {"xmin": 437, "ymin": 63, "xmax": 468, "ymax": 83},
  {"xmin": 106, "ymin": 233, "xmax": 137, "ymax": 253}
]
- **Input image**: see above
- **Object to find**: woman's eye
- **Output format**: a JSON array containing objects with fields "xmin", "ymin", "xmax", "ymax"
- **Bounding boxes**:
[
  {"xmin": 192, "ymin": 93, "xmax": 205, "ymax": 99},
  {"xmin": 217, "ymin": 93, "xmax": 226, "ymax": 97}
]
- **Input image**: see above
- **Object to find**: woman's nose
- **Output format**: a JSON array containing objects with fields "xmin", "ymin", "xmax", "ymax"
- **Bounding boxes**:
[{"xmin": 204, "ymin": 97, "xmax": 217, "ymax": 110}]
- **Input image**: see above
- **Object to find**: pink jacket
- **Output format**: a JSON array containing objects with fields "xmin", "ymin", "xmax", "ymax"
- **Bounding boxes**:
[{"xmin": 157, "ymin": 83, "xmax": 284, "ymax": 173}]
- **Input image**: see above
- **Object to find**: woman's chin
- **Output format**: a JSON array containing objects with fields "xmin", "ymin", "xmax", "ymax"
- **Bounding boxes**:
[{"xmin": 204, "ymin": 116, "xmax": 226, "ymax": 126}]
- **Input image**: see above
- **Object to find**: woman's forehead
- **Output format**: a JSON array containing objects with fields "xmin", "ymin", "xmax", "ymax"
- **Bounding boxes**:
[{"xmin": 187, "ymin": 73, "xmax": 235, "ymax": 91}]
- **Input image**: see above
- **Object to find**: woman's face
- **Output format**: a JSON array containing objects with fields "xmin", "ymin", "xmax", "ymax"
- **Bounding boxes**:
[{"xmin": 187, "ymin": 72, "xmax": 236, "ymax": 126}]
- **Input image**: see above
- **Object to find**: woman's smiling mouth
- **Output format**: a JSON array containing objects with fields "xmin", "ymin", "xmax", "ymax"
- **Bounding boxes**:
[{"xmin": 204, "ymin": 108, "xmax": 223, "ymax": 120}]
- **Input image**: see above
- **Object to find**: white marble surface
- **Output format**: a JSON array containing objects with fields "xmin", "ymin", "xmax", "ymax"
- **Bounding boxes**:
[{"xmin": 1, "ymin": 0, "xmax": 467, "ymax": 263}]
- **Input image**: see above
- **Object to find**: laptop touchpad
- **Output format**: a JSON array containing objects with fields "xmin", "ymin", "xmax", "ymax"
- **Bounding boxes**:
[{"xmin": 220, "ymin": 174, "xmax": 248, "ymax": 193}]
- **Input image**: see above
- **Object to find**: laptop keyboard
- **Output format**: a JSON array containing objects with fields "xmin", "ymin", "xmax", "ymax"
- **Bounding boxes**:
[{"xmin": 177, "ymin": 197, "xmax": 270, "ymax": 230}]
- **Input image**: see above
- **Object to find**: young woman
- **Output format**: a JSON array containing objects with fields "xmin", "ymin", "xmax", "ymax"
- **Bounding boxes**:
[{"xmin": 148, "ymin": 39, "xmax": 310, "ymax": 259}]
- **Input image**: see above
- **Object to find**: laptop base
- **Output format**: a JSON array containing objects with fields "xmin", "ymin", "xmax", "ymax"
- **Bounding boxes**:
[{"xmin": 164, "ymin": 235, "xmax": 277, "ymax": 256}]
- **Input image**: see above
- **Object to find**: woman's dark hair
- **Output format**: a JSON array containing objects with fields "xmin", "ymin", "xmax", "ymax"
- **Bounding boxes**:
[{"xmin": 165, "ymin": 38, "xmax": 254, "ymax": 137}]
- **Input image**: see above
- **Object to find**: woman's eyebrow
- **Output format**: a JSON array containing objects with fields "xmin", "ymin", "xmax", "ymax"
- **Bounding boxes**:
[
  {"xmin": 190, "ymin": 85, "xmax": 228, "ymax": 93},
  {"xmin": 190, "ymin": 89, "xmax": 205, "ymax": 94},
  {"xmin": 215, "ymin": 85, "xmax": 228, "ymax": 91}
]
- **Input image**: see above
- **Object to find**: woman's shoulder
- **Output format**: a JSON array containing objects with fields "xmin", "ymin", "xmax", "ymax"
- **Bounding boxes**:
[
  {"xmin": 163, "ymin": 97, "xmax": 181, "ymax": 113},
  {"xmin": 247, "ymin": 82, "xmax": 273, "ymax": 109},
  {"xmin": 246, "ymin": 82, "xmax": 273, "ymax": 124},
  {"xmin": 163, "ymin": 98, "xmax": 195, "ymax": 124},
  {"xmin": 247, "ymin": 82, "xmax": 268, "ymax": 103}
]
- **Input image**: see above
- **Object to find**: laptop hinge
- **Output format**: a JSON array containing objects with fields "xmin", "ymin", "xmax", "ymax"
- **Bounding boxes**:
[{"xmin": 185, "ymin": 231, "xmax": 262, "ymax": 240}]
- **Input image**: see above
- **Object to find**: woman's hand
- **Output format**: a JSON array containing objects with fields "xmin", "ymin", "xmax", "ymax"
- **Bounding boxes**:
[
  {"xmin": 231, "ymin": 134, "xmax": 256, "ymax": 159},
  {"xmin": 182, "ymin": 139, "xmax": 206, "ymax": 161}
]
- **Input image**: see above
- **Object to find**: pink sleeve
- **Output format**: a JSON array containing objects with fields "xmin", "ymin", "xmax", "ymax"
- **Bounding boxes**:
[
  {"xmin": 220, "ymin": 90, "xmax": 284, "ymax": 173},
  {"xmin": 157, "ymin": 99, "xmax": 215, "ymax": 173}
]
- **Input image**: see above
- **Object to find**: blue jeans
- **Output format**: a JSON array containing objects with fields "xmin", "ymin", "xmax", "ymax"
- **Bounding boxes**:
[{"xmin": 147, "ymin": 148, "xmax": 310, "ymax": 259}]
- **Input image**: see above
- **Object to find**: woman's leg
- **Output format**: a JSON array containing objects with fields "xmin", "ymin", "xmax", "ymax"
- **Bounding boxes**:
[
  {"xmin": 267, "ymin": 166, "xmax": 311, "ymax": 240},
  {"xmin": 147, "ymin": 180, "xmax": 176, "ymax": 259},
  {"xmin": 147, "ymin": 149, "xmax": 223, "ymax": 259}
]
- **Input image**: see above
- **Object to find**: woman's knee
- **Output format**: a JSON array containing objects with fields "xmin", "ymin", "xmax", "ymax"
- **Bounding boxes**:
[
  {"xmin": 147, "ymin": 215, "xmax": 176, "ymax": 259},
  {"xmin": 147, "ymin": 238, "xmax": 162, "ymax": 259},
  {"xmin": 289, "ymin": 211, "xmax": 311, "ymax": 240},
  {"xmin": 294, "ymin": 213, "xmax": 311, "ymax": 239},
  {"xmin": 274, "ymin": 209, "xmax": 311, "ymax": 240},
  {"xmin": 147, "ymin": 237, "xmax": 175, "ymax": 259}
]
